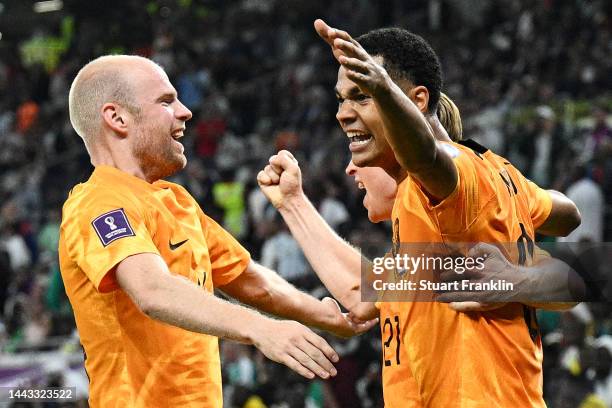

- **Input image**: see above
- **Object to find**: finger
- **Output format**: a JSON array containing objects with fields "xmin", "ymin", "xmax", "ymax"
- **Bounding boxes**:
[
  {"xmin": 282, "ymin": 354, "xmax": 316, "ymax": 379},
  {"xmin": 305, "ymin": 332, "xmax": 339, "ymax": 363},
  {"xmin": 448, "ymin": 302, "xmax": 504, "ymax": 312},
  {"xmin": 448, "ymin": 301, "xmax": 487, "ymax": 312},
  {"xmin": 296, "ymin": 339, "xmax": 337, "ymax": 378},
  {"xmin": 345, "ymin": 70, "xmax": 369, "ymax": 84},
  {"xmin": 339, "ymin": 56, "xmax": 370, "ymax": 74},
  {"xmin": 314, "ymin": 19, "xmax": 334, "ymax": 45},
  {"xmin": 270, "ymin": 153, "xmax": 299, "ymax": 172},
  {"xmin": 268, "ymin": 160, "xmax": 283, "ymax": 175},
  {"xmin": 278, "ymin": 149, "xmax": 298, "ymax": 164},
  {"xmin": 264, "ymin": 165, "xmax": 280, "ymax": 183},
  {"xmin": 257, "ymin": 170, "xmax": 272, "ymax": 185},
  {"xmin": 333, "ymin": 38, "xmax": 369, "ymax": 59},
  {"xmin": 328, "ymin": 27, "xmax": 360, "ymax": 48},
  {"xmin": 347, "ymin": 311, "xmax": 365, "ymax": 324},
  {"xmin": 351, "ymin": 318, "xmax": 379, "ymax": 334},
  {"xmin": 435, "ymin": 291, "xmax": 476, "ymax": 303},
  {"xmin": 322, "ymin": 296, "xmax": 341, "ymax": 312}
]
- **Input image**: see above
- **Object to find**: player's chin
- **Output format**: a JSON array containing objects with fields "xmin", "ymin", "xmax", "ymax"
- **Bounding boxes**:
[
  {"xmin": 166, "ymin": 154, "xmax": 187, "ymax": 175},
  {"xmin": 351, "ymin": 150, "xmax": 377, "ymax": 168},
  {"xmin": 366, "ymin": 207, "xmax": 383, "ymax": 223},
  {"xmin": 368, "ymin": 214, "xmax": 384, "ymax": 224}
]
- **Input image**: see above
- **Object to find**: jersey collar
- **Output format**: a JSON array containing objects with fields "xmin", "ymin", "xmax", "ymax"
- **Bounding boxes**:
[{"xmin": 90, "ymin": 166, "xmax": 162, "ymax": 193}]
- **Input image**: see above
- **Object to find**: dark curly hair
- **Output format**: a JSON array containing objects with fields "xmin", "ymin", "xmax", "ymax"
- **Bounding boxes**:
[{"xmin": 356, "ymin": 28, "xmax": 442, "ymax": 114}]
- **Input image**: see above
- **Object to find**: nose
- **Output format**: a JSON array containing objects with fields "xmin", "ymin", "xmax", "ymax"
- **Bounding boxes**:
[
  {"xmin": 336, "ymin": 100, "xmax": 356, "ymax": 127},
  {"xmin": 345, "ymin": 160, "xmax": 357, "ymax": 176},
  {"xmin": 176, "ymin": 99, "xmax": 193, "ymax": 122}
]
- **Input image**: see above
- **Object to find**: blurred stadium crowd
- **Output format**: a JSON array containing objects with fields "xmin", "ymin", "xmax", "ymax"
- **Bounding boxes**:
[{"xmin": 0, "ymin": 0, "xmax": 611, "ymax": 407}]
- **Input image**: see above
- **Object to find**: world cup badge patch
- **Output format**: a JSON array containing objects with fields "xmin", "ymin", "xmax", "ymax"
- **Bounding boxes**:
[{"xmin": 92, "ymin": 208, "xmax": 135, "ymax": 246}]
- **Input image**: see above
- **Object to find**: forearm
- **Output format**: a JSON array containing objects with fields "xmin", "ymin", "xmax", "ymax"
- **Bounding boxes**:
[
  {"xmin": 374, "ymin": 80, "xmax": 437, "ymax": 172},
  {"xmin": 521, "ymin": 258, "xmax": 584, "ymax": 310},
  {"xmin": 129, "ymin": 271, "xmax": 265, "ymax": 344},
  {"xmin": 278, "ymin": 194, "xmax": 365, "ymax": 310},
  {"xmin": 238, "ymin": 263, "xmax": 342, "ymax": 331}
]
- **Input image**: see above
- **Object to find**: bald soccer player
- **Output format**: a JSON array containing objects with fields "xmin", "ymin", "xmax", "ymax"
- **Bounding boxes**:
[{"xmin": 60, "ymin": 55, "xmax": 376, "ymax": 408}]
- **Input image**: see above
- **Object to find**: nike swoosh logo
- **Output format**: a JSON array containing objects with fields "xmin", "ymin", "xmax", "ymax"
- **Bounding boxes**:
[{"xmin": 169, "ymin": 239, "xmax": 189, "ymax": 250}]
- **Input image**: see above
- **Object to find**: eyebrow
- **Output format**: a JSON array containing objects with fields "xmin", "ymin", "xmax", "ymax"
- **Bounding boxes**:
[
  {"xmin": 155, "ymin": 92, "xmax": 177, "ymax": 102},
  {"xmin": 334, "ymin": 85, "xmax": 363, "ymax": 99}
]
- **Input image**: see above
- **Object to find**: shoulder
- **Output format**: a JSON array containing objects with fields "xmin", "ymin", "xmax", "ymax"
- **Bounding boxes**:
[{"xmin": 60, "ymin": 179, "xmax": 148, "ymax": 236}]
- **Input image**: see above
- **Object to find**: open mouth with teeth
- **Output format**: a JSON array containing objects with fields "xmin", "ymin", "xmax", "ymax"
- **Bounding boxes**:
[
  {"xmin": 347, "ymin": 132, "xmax": 373, "ymax": 152},
  {"xmin": 348, "ymin": 133, "xmax": 373, "ymax": 145}
]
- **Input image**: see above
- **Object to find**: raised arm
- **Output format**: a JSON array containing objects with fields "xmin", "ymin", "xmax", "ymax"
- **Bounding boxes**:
[
  {"xmin": 315, "ymin": 19, "xmax": 458, "ymax": 202},
  {"xmin": 257, "ymin": 150, "xmax": 378, "ymax": 321},
  {"xmin": 116, "ymin": 252, "xmax": 339, "ymax": 380}
]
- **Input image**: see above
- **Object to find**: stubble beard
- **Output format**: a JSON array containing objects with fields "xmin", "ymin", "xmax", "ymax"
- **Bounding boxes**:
[{"xmin": 132, "ymin": 125, "xmax": 186, "ymax": 182}]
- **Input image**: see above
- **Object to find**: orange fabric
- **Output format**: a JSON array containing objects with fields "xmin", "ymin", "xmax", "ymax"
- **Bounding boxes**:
[
  {"xmin": 59, "ymin": 166, "xmax": 250, "ymax": 408},
  {"xmin": 379, "ymin": 142, "xmax": 546, "ymax": 408}
]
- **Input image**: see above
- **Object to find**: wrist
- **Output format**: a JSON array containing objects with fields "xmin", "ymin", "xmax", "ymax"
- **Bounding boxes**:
[
  {"xmin": 242, "ymin": 314, "xmax": 272, "ymax": 346},
  {"xmin": 372, "ymin": 75, "xmax": 396, "ymax": 101},
  {"xmin": 278, "ymin": 192, "xmax": 308, "ymax": 214}
]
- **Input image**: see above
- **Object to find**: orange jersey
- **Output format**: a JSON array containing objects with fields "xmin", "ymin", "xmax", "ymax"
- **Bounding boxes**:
[
  {"xmin": 59, "ymin": 166, "xmax": 250, "ymax": 408},
  {"xmin": 379, "ymin": 140, "xmax": 552, "ymax": 408}
]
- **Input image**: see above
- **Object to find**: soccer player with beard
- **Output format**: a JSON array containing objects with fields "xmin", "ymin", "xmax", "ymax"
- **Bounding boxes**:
[
  {"xmin": 59, "ymin": 55, "xmax": 377, "ymax": 408},
  {"xmin": 257, "ymin": 20, "xmax": 582, "ymax": 407}
]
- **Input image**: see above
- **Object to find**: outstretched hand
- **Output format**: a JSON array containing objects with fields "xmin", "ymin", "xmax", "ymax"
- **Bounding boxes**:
[
  {"xmin": 436, "ymin": 243, "xmax": 530, "ymax": 312},
  {"xmin": 320, "ymin": 297, "xmax": 378, "ymax": 338},
  {"xmin": 314, "ymin": 18, "xmax": 392, "ymax": 98}
]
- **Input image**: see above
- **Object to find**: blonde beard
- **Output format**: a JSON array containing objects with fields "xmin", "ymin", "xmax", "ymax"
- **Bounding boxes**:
[{"xmin": 131, "ymin": 125, "xmax": 186, "ymax": 182}]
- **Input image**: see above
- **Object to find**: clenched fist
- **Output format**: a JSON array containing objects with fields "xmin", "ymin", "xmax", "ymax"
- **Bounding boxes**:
[{"xmin": 257, "ymin": 150, "xmax": 304, "ymax": 209}]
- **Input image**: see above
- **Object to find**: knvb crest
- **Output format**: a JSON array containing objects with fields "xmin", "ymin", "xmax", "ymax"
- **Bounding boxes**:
[{"xmin": 92, "ymin": 209, "xmax": 135, "ymax": 246}]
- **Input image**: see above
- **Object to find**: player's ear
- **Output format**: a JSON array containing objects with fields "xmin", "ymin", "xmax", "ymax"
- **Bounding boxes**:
[
  {"xmin": 101, "ymin": 103, "xmax": 129, "ymax": 137},
  {"xmin": 408, "ymin": 86, "xmax": 430, "ymax": 115}
]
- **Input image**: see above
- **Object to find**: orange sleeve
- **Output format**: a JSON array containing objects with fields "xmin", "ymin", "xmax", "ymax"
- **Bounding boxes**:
[
  {"xmin": 61, "ymin": 194, "xmax": 159, "ymax": 292},
  {"xmin": 504, "ymin": 163, "xmax": 553, "ymax": 229},
  {"xmin": 525, "ymin": 180, "xmax": 553, "ymax": 230},
  {"xmin": 199, "ymin": 212, "xmax": 251, "ymax": 287}
]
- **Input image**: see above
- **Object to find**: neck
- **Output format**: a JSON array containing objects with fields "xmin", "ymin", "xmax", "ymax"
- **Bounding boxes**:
[
  {"xmin": 89, "ymin": 138, "xmax": 153, "ymax": 183},
  {"xmin": 385, "ymin": 161, "xmax": 407, "ymax": 184}
]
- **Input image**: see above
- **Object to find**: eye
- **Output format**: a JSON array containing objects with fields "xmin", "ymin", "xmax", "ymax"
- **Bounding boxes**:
[
  {"xmin": 336, "ymin": 96, "xmax": 344, "ymax": 105},
  {"xmin": 354, "ymin": 94, "xmax": 370, "ymax": 102}
]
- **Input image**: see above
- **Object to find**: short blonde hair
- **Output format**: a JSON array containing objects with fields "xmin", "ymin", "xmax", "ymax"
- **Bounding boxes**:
[
  {"xmin": 437, "ymin": 92, "xmax": 463, "ymax": 142},
  {"xmin": 68, "ymin": 55, "xmax": 147, "ymax": 149}
]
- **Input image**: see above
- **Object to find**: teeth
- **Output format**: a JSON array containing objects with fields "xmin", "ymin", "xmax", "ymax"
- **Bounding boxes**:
[
  {"xmin": 351, "ymin": 138, "xmax": 371, "ymax": 145},
  {"xmin": 357, "ymin": 182, "xmax": 365, "ymax": 189},
  {"xmin": 347, "ymin": 131, "xmax": 370, "ymax": 138}
]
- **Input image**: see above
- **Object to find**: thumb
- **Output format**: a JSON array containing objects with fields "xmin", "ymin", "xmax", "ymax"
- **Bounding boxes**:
[{"xmin": 322, "ymin": 296, "xmax": 341, "ymax": 311}]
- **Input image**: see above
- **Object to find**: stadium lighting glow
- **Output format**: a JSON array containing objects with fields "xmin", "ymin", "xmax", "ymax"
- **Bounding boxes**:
[{"xmin": 33, "ymin": 0, "xmax": 63, "ymax": 13}]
